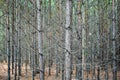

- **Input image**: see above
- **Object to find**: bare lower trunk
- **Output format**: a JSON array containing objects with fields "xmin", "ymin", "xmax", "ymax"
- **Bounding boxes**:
[
  {"xmin": 65, "ymin": 0, "xmax": 72, "ymax": 80},
  {"xmin": 6, "ymin": 0, "xmax": 11, "ymax": 79},
  {"xmin": 112, "ymin": 0, "xmax": 117, "ymax": 79},
  {"xmin": 76, "ymin": 1, "xmax": 83, "ymax": 80},
  {"xmin": 36, "ymin": 0, "xmax": 44, "ymax": 80},
  {"xmin": 12, "ymin": 0, "xmax": 15, "ymax": 74}
]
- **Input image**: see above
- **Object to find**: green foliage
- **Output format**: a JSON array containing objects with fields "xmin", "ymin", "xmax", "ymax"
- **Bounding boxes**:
[
  {"xmin": 0, "ymin": 0, "xmax": 6, "ymax": 10},
  {"xmin": 0, "ymin": 0, "xmax": 4, "ymax": 5},
  {"xmin": 0, "ymin": 9, "xmax": 2, "ymax": 16}
]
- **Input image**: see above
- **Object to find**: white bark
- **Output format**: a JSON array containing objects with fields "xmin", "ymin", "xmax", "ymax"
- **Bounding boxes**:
[
  {"xmin": 36, "ymin": 0, "xmax": 44, "ymax": 80},
  {"xmin": 65, "ymin": 0, "xmax": 72, "ymax": 80}
]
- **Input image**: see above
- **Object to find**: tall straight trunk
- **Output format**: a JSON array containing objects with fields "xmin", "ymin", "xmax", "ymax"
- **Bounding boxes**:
[
  {"xmin": 48, "ymin": 40, "xmax": 51, "ymax": 76},
  {"xmin": 6, "ymin": 0, "xmax": 11, "ymax": 79},
  {"xmin": 76, "ymin": 1, "xmax": 83, "ymax": 80},
  {"xmin": 62, "ymin": 54, "xmax": 65, "ymax": 80},
  {"xmin": 32, "ymin": 28, "xmax": 35, "ymax": 80},
  {"xmin": 18, "ymin": 21, "xmax": 22, "ymax": 79},
  {"xmin": 58, "ymin": 0, "xmax": 62, "ymax": 74},
  {"xmin": 59, "ymin": 0, "xmax": 65, "ymax": 79},
  {"xmin": 32, "ymin": 0, "xmax": 36, "ymax": 79},
  {"xmin": 28, "ymin": 17, "xmax": 32, "ymax": 69},
  {"xmin": 36, "ymin": 0, "xmax": 44, "ymax": 80},
  {"xmin": 117, "ymin": 0, "xmax": 120, "ymax": 70},
  {"xmin": 14, "ymin": 30, "xmax": 18, "ymax": 80},
  {"xmin": 81, "ymin": 0, "xmax": 86, "ymax": 79},
  {"xmin": 42, "ymin": 0, "xmax": 45, "ymax": 74},
  {"xmin": 112, "ymin": 0, "xmax": 117, "ymax": 80},
  {"xmin": 48, "ymin": 0, "xmax": 52, "ymax": 76},
  {"xmin": 12, "ymin": 0, "xmax": 15, "ymax": 74},
  {"xmin": 97, "ymin": 0, "xmax": 101, "ymax": 79},
  {"xmin": 18, "ymin": 1, "xmax": 22, "ymax": 79},
  {"xmin": 62, "ymin": 33, "xmax": 65, "ymax": 80},
  {"xmin": 105, "ymin": 1, "xmax": 110, "ymax": 80},
  {"xmin": 65, "ymin": 0, "xmax": 72, "ymax": 80},
  {"xmin": 92, "ymin": 2, "xmax": 96, "ymax": 79},
  {"xmin": 14, "ymin": 23, "xmax": 17, "ymax": 80},
  {"xmin": 14, "ymin": 0, "xmax": 18, "ymax": 79},
  {"xmin": 25, "ymin": 24, "xmax": 28, "ymax": 78},
  {"xmin": 55, "ymin": 45, "xmax": 59, "ymax": 77},
  {"xmin": 32, "ymin": 14, "xmax": 35, "ymax": 80}
]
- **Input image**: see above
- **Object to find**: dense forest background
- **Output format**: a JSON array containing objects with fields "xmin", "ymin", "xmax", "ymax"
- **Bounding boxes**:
[{"xmin": 0, "ymin": 0, "xmax": 120, "ymax": 80}]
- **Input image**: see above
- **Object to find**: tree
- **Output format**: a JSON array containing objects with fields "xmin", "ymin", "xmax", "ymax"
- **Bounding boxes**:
[
  {"xmin": 36, "ymin": 0, "xmax": 44, "ymax": 80},
  {"xmin": 117, "ymin": 0, "xmax": 120, "ymax": 70},
  {"xmin": 11, "ymin": 0, "xmax": 15, "ymax": 74},
  {"xmin": 112, "ymin": 0, "xmax": 117, "ymax": 79},
  {"xmin": 0, "ymin": 0, "xmax": 120, "ymax": 80},
  {"xmin": 76, "ymin": 0, "xmax": 83, "ymax": 80},
  {"xmin": 6, "ymin": 0, "xmax": 11, "ymax": 79},
  {"xmin": 65, "ymin": 0, "xmax": 72, "ymax": 80},
  {"xmin": 18, "ymin": 0, "xmax": 22, "ymax": 79},
  {"xmin": 97, "ymin": 0, "xmax": 101, "ymax": 80}
]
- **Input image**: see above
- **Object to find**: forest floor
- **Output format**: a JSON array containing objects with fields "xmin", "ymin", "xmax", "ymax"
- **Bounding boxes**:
[{"xmin": 0, "ymin": 62, "xmax": 120, "ymax": 80}]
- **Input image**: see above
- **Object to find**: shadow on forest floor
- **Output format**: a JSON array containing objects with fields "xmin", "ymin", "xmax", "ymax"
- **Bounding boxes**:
[{"xmin": 0, "ymin": 62, "xmax": 120, "ymax": 80}]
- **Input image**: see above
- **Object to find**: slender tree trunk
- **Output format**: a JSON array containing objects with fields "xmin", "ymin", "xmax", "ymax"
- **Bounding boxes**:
[
  {"xmin": 12, "ymin": 0, "xmax": 15, "ymax": 74},
  {"xmin": 14, "ymin": 3, "xmax": 18, "ymax": 78},
  {"xmin": 55, "ymin": 45, "xmax": 59, "ymax": 77},
  {"xmin": 62, "ymin": 33, "xmax": 65, "ymax": 80},
  {"xmin": 48, "ymin": 40, "xmax": 51, "ymax": 76},
  {"xmin": 18, "ymin": 1, "xmax": 22, "ymax": 79},
  {"xmin": 32, "ymin": 22, "xmax": 35, "ymax": 80},
  {"xmin": 36, "ymin": 0, "xmax": 44, "ymax": 80},
  {"xmin": 60, "ymin": 1, "xmax": 65, "ymax": 79},
  {"xmin": 97, "ymin": 0, "xmax": 101, "ymax": 79},
  {"xmin": 14, "ymin": 30, "xmax": 18, "ymax": 80},
  {"xmin": 105, "ymin": 1, "xmax": 110, "ymax": 79},
  {"xmin": 6, "ymin": 0, "xmax": 11, "ymax": 79},
  {"xmin": 32, "ymin": 0, "xmax": 36, "ymax": 79},
  {"xmin": 76, "ymin": 1, "xmax": 83, "ymax": 80},
  {"xmin": 117, "ymin": 0, "xmax": 120, "ymax": 71},
  {"xmin": 32, "ymin": 31, "xmax": 35, "ymax": 80},
  {"xmin": 25, "ymin": 41, "xmax": 28, "ymax": 78},
  {"xmin": 62, "ymin": 54, "xmax": 65, "ymax": 80},
  {"xmin": 112, "ymin": 0, "xmax": 117, "ymax": 80},
  {"xmin": 24, "ymin": 17, "xmax": 28, "ymax": 78},
  {"xmin": 65, "ymin": 0, "xmax": 72, "ymax": 80},
  {"xmin": 48, "ymin": 0, "xmax": 52, "ymax": 76},
  {"xmin": 58, "ymin": 0, "xmax": 62, "ymax": 74}
]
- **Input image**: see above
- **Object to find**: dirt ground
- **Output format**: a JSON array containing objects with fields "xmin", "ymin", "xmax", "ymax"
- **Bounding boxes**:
[
  {"xmin": 0, "ymin": 62, "xmax": 61, "ymax": 80},
  {"xmin": 0, "ymin": 62, "xmax": 120, "ymax": 80}
]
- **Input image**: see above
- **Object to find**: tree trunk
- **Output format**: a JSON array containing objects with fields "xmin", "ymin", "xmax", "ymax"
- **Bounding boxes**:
[
  {"xmin": 97, "ymin": 0, "xmax": 101, "ymax": 79},
  {"xmin": 36, "ymin": 0, "xmax": 44, "ymax": 80},
  {"xmin": 65, "ymin": 0, "xmax": 72, "ymax": 80},
  {"xmin": 18, "ymin": 1, "xmax": 22, "ymax": 79},
  {"xmin": 48, "ymin": 0, "xmax": 52, "ymax": 76},
  {"xmin": 76, "ymin": 1, "xmax": 83, "ymax": 80},
  {"xmin": 48, "ymin": 40, "xmax": 51, "ymax": 76},
  {"xmin": 6, "ymin": 0, "xmax": 11, "ymax": 79},
  {"xmin": 55, "ymin": 45, "xmax": 59, "ymax": 77},
  {"xmin": 112, "ymin": 0, "xmax": 117, "ymax": 79},
  {"xmin": 12, "ymin": 0, "xmax": 15, "ymax": 74},
  {"xmin": 117, "ymin": 0, "xmax": 120, "ymax": 71},
  {"xmin": 14, "ymin": 2, "xmax": 18, "ymax": 78}
]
